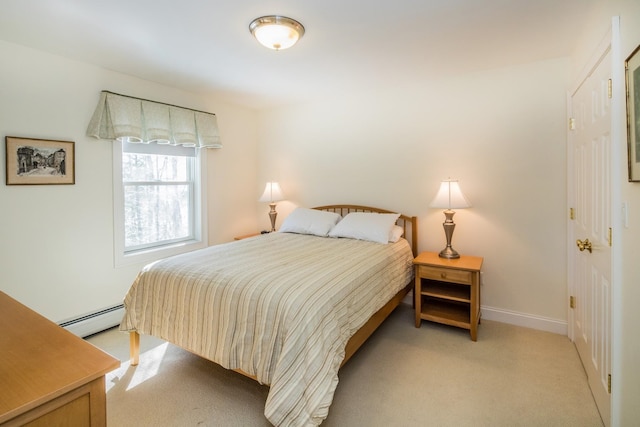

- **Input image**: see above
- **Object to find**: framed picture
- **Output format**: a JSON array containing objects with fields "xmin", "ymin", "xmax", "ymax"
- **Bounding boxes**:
[
  {"xmin": 626, "ymin": 44, "xmax": 640, "ymax": 182},
  {"xmin": 5, "ymin": 136, "xmax": 75, "ymax": 185}
]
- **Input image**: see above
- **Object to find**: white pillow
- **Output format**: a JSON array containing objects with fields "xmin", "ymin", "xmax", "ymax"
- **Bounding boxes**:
[
  {"xmin": 389, "ymin": 225, "xmax": 404, "ymax": 243},
  {"xmin": 328, "ymin": 212, "xmax": 401, "ymax": 244},
  {"xmin": 279, "ymin": 207, "xmax": 342, "ymax": 237}
]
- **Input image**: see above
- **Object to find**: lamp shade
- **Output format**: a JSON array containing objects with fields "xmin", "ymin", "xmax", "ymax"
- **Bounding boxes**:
[
  {"xmin": 259, "ymin": 182, "xmax": 284, "ymax": 203},
  {"xmin": 249, "ymin": 16, "xmax": 305, "ymax": 50},
  {"xmin": 430, "ymin": 180, "xmax": 471, "ymax": 209}
]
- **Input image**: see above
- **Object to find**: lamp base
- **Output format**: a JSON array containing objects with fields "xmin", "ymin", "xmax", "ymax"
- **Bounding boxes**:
[
  {"xmin": 439, "ymin": 210, "xmax": 460, "ymax": 259},
  {"xmin": 268, "ymin": 203, "xmax": 278, "ymax": 232},
  {"xmin": 438, "ymin": 246, "xmax": 460, "ymax": 259}
]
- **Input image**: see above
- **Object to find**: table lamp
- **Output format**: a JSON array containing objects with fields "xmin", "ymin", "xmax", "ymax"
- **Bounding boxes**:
[
  {"xmin": 430, "ymin": 179, "xmax": 471, "ymax": 259},
  {"xmin": 259, "ymin": 182, "xmax": 284, "ymax": 232}
]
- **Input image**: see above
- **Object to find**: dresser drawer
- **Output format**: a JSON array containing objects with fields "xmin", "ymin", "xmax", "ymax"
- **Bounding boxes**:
[{"xmin": 418, "ymin": 265, "xmax": 472, "ymax": 284}]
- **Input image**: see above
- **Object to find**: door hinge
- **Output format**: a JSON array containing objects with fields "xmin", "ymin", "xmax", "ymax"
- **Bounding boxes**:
[
  {"xmin": 569, "ymin": 117, "xmax": 576, "ymax": 130},
  {"xmin": 608, "ymin": 374, "xmax": 612, "ymax": 393},
  {"xmin": 608, "ymin": 227, "xmax": 612, "ymax": 247},
  {"xmin": 570, "ymin": 296, "xmax": 576, "ymax": 309},
  {"xmin": 608, "ymin": 79, "xmax": 613, "ymax": 99},
  {"xmin": 570, "ymin": 207, "xmax": 575, "ymax": 220}
]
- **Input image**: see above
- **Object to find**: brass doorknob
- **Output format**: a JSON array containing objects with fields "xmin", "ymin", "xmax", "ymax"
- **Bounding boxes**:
[{"xmin": 576, "ymin": 238, "xmax": 593, "ymax": 253}]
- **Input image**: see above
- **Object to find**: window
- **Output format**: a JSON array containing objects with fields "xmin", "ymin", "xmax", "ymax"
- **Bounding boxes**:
[{"xmin": 113, "ymin": 141, "xmax": 207, "ymax": 266}]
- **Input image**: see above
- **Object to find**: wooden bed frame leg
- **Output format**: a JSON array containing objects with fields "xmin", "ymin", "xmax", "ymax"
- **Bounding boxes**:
[{"xmin": 130, "ymin": 331, "xmax": 140, "ymax": 366}]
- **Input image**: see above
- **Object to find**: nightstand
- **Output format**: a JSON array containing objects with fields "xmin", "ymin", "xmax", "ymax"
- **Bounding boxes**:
[
  {"xmin": 234, "ymin": 232, "xmax": 261, "ymax": 240},
  {"xmin": 413, "ymin": 251, "xmax": 483, "ymax": 341}
]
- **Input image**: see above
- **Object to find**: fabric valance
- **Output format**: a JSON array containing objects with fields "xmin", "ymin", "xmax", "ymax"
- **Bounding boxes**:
[{"xmin": 86, "ymin": 91, "xmax": 222, "ymax": 149}]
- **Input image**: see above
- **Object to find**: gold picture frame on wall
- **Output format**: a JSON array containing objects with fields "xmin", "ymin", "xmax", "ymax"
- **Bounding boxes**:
[
  {"xmin": 625, "ymin": 44, "xmax": 640, "ymax": 182},
  {"xmin": 5, "ymin": 136, "xmax": 75, "ymax": 185}
]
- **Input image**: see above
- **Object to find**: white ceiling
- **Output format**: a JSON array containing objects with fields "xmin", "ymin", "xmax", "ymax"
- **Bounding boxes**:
[{"xmin": 0, "ymin": 0, "xmax": 597, "ymax": 110}]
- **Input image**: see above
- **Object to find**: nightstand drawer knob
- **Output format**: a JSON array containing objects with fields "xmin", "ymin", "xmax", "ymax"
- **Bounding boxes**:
[{"xmin": 440, "ymin": 272, "xmax": 447, "ymax": 279}]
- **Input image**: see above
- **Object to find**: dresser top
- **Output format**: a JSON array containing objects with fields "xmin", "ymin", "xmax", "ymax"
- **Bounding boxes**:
[{"xmin": 0, "ymin": 291, "xmax": 120, "ymax": 422}]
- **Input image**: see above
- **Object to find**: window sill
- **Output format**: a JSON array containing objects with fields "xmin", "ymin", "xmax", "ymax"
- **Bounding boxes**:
[{"xmin": 115, "ymin": 238, "xmax": 207, "ymax": 268}]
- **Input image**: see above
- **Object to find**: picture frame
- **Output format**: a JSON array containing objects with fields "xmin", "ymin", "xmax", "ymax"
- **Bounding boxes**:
[
  {"xmin": 625, "ymin": 44, "xmax": 640, "ymax": 182},
  {"xmin": 5, "ymin": 136, "xmax": 75, "ymax": 185}
]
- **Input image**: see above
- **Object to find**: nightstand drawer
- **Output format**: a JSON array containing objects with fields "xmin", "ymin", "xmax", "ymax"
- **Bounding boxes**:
[{"xmin": 418, "ymin": 265, "xmax": 472, "ymax": 284}]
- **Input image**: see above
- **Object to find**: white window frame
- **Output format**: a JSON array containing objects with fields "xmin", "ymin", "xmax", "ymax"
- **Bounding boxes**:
[{"xmin": 112, "ymin": 140, "xmax": 208, "ymax": 267}]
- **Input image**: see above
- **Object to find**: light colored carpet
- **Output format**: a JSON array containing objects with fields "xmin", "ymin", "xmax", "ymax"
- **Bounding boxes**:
[{"xmin": 87, "ymin": 304, "xmax": 604, "ymax": 426}]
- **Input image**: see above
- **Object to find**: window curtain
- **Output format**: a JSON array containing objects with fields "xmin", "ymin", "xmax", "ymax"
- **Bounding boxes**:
[{"xmin": 86, "ymin": 91, "xmax": 222, "ymax": 149}]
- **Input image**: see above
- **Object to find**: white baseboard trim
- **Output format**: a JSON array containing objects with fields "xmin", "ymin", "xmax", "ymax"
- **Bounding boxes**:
[
  {"xmin": 59, "ymin": 305, "xmax": 124, "ymax": 338},
  {"xmin": 481, "ymin": 305, "xmax": 567, "ymax": 335},
  {"xmin": 402, "ymin": 294, "xmax": 567, "ymax": 335}
]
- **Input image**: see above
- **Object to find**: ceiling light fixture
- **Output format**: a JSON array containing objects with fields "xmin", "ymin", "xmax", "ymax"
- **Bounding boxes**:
[{"xmin": 249, "ymin": 15, "xmax": 305, "ymax": 51}]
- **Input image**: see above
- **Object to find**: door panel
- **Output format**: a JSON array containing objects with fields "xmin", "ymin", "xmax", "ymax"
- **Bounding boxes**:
[{"xmin": 570, "ymin": 49, "xmax": 612, "ymax": 426}]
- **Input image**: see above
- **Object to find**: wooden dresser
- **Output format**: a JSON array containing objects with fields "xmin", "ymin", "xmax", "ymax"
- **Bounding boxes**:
[{"xmin": 0, "ymin": 291, "xmax": 120, "ymax": 426}]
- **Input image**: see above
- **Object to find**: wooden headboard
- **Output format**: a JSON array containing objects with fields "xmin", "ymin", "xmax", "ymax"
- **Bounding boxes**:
[{"xmin": 313, "ymin": 204, "xmax": 418, "ymax": 256}]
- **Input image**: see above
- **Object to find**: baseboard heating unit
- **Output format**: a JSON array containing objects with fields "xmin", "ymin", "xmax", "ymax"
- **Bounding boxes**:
[{"xmin": 58, "ymin": 304, "xmax": 124, "ymax": 338}]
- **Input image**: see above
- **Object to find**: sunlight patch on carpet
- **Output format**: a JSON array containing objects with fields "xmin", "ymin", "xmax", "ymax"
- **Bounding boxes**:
[{"xmin": 104, "ymin": 342, "xmax": 170, "ymax": 392}]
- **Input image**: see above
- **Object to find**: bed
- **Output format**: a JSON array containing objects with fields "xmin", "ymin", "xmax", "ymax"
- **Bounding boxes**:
[{"xmin": 120, "ymin": 205, "xmax": 417, "ymax": 426}]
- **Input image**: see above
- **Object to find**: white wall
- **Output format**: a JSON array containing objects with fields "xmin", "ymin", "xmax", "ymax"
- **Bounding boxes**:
[
  {"xmin": 258, "ymin": 57, "xmax": 570, "ymax": 330},
  {"xmin": 0, "ymin": 40, "xmax": 259, "ymax": 322}
]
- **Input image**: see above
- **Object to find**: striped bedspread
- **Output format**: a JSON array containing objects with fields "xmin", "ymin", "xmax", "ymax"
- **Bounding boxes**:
[{"xmin": 120, "ymin": 232, "xmax": 414, "ymax": 426}]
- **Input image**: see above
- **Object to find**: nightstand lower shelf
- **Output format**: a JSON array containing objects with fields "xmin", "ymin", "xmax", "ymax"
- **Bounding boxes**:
[{"xmin": 419, "ymin": 298, "xmax": 471, "ymax": 329}]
